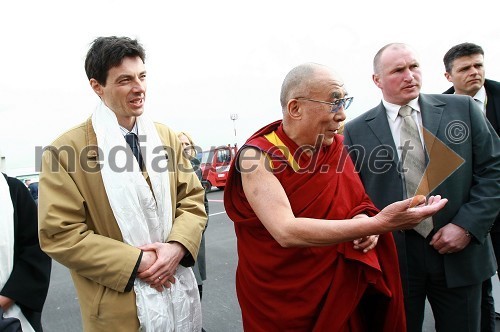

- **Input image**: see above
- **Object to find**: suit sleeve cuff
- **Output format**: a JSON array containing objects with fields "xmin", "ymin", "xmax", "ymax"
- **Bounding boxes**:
[{"xmin": 179, "ymin": 252, "xmax": 194, "ymax": 267}]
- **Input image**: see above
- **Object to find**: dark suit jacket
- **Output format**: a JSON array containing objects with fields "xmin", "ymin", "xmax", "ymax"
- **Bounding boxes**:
[
  {"xmin": 444, "ymin": 79, "xmax": 500, "ymax": 232},
  {"xmin": 0, "ymin": 174, "xmax": 51, "ymax": 332},
  {"xmin": 27, "ymin": 182, "xmax": 38, "ymax": 201},
  {"xmin": 444, "ymin": 79, "xmax": 500, "ymax": 136},
  {"xmin": 343, "ymin": 94, "xmax": 500, "ymax": 289}
]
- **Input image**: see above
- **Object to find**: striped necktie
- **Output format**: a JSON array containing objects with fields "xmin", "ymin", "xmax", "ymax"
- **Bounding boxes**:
[{"xmin": 399, "ymin": 105, "xmax": 433, "ymax": 238}]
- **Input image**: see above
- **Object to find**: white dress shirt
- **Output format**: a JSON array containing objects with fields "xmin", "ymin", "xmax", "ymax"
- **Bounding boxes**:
[
  {"xmin": 382, "ymin": 98, "xmax": 424, "ymax": 161},
  {"xmin": 472, "ymin": 86, "xmax": 487, "ymax": 113},
  {"xmin": 120, "ymin": 121, "xmax": 139, "ymax": 137}
]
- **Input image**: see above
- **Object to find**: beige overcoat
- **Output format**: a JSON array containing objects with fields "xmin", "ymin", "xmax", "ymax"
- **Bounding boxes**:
[{"xmin": 39, "ymin": 118, "xmax": 207, "ymax": 331}]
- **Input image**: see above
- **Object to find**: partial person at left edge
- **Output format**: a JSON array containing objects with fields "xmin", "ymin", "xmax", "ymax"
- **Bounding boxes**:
[
  {"xmin": 38, "ymin": 36, "xmax": 207, "ymax": 332},
  {"xmin": 0, "ymin": 173, "xmax": 51, "ymax": 332}
]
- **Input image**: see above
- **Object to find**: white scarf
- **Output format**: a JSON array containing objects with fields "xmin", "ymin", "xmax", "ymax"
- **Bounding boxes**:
[
  {"xmin": 0, "ymin": 175, "xmax": 35, "ymax": 332},
  {"xmin": 92, "ymin": 102, "xmax": 201, "ymax": 332}
]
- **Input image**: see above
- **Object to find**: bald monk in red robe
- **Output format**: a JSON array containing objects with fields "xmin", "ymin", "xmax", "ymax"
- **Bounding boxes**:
[{"xmin": 224, "ymin": 63, "xmax": 448, "ymax": 332}]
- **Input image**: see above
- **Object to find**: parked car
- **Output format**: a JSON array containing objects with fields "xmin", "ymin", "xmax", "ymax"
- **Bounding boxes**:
[{"xmin": 197, "ymin": 145, "xmax": 237, "ymax": 191}]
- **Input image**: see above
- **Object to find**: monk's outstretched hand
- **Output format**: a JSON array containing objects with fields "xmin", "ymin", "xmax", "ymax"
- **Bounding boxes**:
[{"xmin": 372, "ymin": 195, "xmax": 448, "ymax": 233}]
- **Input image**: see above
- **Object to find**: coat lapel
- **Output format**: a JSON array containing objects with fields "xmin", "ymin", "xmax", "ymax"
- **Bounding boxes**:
[
  {"xmin": 366, "ymin": 102, "xmax": 399, "ymax": 163},
  {"xmin": 419, "ymin": 94, "xmax": 445, "ymax": 154}
]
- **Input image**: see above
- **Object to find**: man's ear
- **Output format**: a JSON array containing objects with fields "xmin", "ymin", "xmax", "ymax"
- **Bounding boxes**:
[
  {"xmin": 372, "ymin": 74, "xmax": 382, "ymax": 88},
  {"xmin": 444, "ymin": 72, "xmax": 452, "ymax": 83},
  {"xmin": 287, "ymin": 99, "xmax": 302, "ymax": 119},
  {"xmin": 90, "ymin": 78, "xmax": 103, "ymax": 96}
]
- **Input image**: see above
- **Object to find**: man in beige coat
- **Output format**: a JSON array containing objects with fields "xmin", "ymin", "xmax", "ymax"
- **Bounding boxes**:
[{"xmin": 38, "ymin": 36, "xmax": 207, "ymax": 331}]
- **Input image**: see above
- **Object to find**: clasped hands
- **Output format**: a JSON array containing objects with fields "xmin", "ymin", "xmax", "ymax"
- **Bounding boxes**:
[{"xmin": 136, "ymin": 241, "xmax": 187, "ymax": 292}]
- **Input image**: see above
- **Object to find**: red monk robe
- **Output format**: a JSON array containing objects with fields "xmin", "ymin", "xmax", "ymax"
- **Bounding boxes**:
[{"xmin": 224, "ymin": 120, "xmax": 405, "ymax": 332}]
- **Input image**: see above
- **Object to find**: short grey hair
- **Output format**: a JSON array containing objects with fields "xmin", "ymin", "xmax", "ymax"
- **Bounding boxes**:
[{"xmin": 373, "ymin": 43, "xmax": 407, "ymax": 74}]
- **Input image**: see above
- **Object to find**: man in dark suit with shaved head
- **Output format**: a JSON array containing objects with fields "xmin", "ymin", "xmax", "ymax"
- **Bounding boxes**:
[{"xmin": 344, "ymin": 42, "xmax": 500, "ymax": 332}]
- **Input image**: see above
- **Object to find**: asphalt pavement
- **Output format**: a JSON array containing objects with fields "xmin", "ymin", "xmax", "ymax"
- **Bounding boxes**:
[{"xmin": 40, "ymin": 189, "xmax": 498, "ymax": 331}]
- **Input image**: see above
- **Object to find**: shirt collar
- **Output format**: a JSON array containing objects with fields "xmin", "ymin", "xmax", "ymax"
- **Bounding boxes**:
[
  {"xmin": 120, "ymin": 121, "xmax": 138, "ymax": 136},
  {"xmin": 382, "ymin": 97, "xmax": 420, "ymax": 122},
  {"xmin": 473, "ymin": 86, "xmax": 486, "ymax": 104}
]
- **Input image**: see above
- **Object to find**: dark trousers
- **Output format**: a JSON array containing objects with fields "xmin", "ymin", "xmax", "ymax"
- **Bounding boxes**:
[
  {"xmin": 405, "ymin": 230, "xmax": 482, "ymax": 332},
  {"xmin": 481, "ymin": 231, "xmax": 500, "ymax": 332},
  {"xmin": 491, "ymin": 231, "xmax": 500, "ymax": 277},
  {"xmin": 481, "ymin": 278, "xmax": 495, "ymax": 332}
]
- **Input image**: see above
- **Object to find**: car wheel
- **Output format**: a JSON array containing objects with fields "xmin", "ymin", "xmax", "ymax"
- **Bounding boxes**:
[{"xmin": 203, "ymin": 181, "xmax": 212, "ymax": 192}]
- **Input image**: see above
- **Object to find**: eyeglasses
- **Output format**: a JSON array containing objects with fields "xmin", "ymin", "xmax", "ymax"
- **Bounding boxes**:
[{"xmin": 295, "ymin": 96, "xmax": 353, "ymax": 113}]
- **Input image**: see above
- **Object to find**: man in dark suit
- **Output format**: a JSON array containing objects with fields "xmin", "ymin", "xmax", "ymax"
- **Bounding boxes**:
[
  {"xmin": 443, "ymin": 43, "xmax": 500, "ymax": 136},
  {"xmin": 0, "ymin": 173, "xmax": 51, "ymax": 331},
  {"xmin": 27, "ymin": 182, "xmax": 38, "ymax": 205},
  {"xmin": 343, "ymin": 43, "xmax": 500, "ymax": 332},
  {"xmin": 443, "ymin": 42, "xmax": 500, "ymax": 332}
]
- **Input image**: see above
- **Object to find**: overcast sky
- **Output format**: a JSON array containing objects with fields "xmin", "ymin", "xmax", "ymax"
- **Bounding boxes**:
[{"xmin": 1, "ymin": 0, "xmax": 499, "ymax": 174}]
